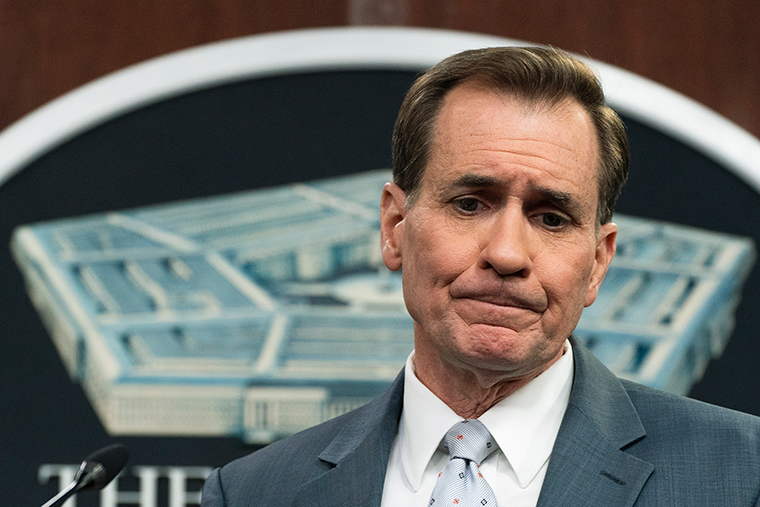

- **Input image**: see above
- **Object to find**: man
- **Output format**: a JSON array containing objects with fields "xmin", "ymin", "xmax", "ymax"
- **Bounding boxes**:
[{"xmin": 202, "ymin": 47, "xmax": 760, "ymax": 506}]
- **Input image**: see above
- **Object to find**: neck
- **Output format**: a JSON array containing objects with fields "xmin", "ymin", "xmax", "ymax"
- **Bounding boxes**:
[{"xmin": 412, "ymin": 343, "xmax": 566, "ymax": 419}]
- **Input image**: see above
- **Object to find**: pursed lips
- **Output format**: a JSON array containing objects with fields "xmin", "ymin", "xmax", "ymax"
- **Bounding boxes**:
[{"xmin": 449, "ymin": 285, "xmax": 547, "ymax": 314}]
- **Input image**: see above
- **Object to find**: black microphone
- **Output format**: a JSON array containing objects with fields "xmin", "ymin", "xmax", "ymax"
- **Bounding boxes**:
[{"xmin": 41, "ymin": 444, "xmax": 129, "ymax": 507}]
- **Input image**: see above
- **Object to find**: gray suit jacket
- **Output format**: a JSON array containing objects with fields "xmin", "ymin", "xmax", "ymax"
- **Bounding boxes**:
[{"xmin": 202, "ymin": 337, "xmax": 760, "ymax": 506}]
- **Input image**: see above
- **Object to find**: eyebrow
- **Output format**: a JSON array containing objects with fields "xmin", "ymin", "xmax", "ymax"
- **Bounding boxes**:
[
  {"xmin": 450, "ymin": 173, "xmax": 504, "ymax": 189},
  {"xmin": 447, "ymin": 174, "xmax": 588, "ymax": 217},
  {"xmin": 527, "ymin": 183, "xmax": 586, "ymax": 217}
]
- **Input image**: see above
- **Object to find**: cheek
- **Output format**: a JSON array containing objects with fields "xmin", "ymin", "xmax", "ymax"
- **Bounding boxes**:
[
  {"xmin": 401, "ymin": 227, "xmax": 478, "ymax": 322},
  {"xmin": 406, "ymin": 222, "xmax": 475, "ymax": 284},
  {"xmin": 545, "ymin": 251, "xmax": 596, "ymax": 313}
]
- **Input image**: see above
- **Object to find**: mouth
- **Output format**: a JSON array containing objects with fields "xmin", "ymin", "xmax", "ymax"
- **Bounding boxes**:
[
  {"xmin": 450, "ymin": 296, "xmax": 543, "ymax": 330},
  {"xmin": 461, "ymin": 293, "xmax": 542, "ymax": 311},
  {"xmin": 449, "ymin": 284, "xmax": 547, "ymax": 314}
]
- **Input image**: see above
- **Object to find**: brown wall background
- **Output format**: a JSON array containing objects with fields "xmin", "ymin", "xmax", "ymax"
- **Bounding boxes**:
[{"xmin": 1, "ymin": 0, "xmax": 759, "ymax": 143}]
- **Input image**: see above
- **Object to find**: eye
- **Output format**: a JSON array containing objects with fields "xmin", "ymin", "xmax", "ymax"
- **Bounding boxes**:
[
  {"xmin": 538, "ymin": 212, "xmax": 569, "ymax": 228},
  {"xmin": 453, "ymin": 197, "xmax": 482, "ymax": 213}
]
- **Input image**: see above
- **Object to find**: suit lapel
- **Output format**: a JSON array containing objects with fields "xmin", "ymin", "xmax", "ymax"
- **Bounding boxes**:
[
  {"xmin": 293, "ymin": 371, "xmax": 405, "ymax": 507},
  {"xmin": 537, "ymin": 337, "xmax": 653, "ymax": 507}
]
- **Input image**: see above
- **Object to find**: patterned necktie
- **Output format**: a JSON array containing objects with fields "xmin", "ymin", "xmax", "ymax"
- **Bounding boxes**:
[{"xmin": 429, "ymin": 419, "xmax": 499, "ymax": 506}]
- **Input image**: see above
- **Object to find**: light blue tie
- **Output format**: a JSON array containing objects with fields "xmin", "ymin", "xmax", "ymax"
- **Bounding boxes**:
[{"xmin": 429, "ymin": 419, "xmax": 499, "ymax": 506}]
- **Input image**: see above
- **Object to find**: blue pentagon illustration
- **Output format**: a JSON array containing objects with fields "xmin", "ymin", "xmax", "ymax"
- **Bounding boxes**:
[{"xmin": 10, "ymin": 170, "xmax": 755, "ymax": 442}]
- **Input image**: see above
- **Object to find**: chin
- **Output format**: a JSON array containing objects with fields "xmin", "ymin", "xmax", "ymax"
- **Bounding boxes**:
[{"xmin": 455, "ymin": 326, "xmax": 562, "ymax": 373}]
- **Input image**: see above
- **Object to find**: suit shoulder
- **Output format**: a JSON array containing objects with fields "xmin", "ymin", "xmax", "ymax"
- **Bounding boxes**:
[
  {"xmin": 209, "ymin": 409, "xmax": 358, "ymax": 506},
  {"xmin": 212, "ymin": 372, "xmax": 403, "ymax": 506},
  {"xmin": 621, "ymin": 379, "xmax": 760, "ymax": 445},
  {"xmin": 220, "ymin": 406, "xmax": 358, "ymax": 478},
  {"xmin": 617, "ymin": 380, "xmax": 760, "ymax": 503}
]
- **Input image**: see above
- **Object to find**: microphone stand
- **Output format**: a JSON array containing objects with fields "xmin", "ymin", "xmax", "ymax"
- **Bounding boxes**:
[
  {"xmin": 39, "ymin": 444, "xmax": 126, "ymax": 507},
  {"xmin": 41, "ymin": 480, "xmax": 78, "ymax": 507},
  {"xmin": 41, "ymin": 461, "xmax": 89, "ymax": 507}
]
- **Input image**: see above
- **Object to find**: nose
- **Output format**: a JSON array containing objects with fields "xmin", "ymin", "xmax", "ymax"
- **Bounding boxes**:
[{"xmin": 477, "ymin": 208, "xmax": 532, "ymax": 277}]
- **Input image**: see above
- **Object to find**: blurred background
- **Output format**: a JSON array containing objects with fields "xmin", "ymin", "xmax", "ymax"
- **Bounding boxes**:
[{"xmin": 2, "ymin": 0, "xmax": 759, "ymax": 138}]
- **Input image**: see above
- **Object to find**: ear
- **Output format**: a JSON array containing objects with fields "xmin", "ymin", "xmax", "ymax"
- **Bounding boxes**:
[
  {"xmin": 584, "ymin": 222, "xmax": 617, "ymax": 307},
  {"xmin": 380, "ymin": 182, "xmax": 407, "ymax": 272}
]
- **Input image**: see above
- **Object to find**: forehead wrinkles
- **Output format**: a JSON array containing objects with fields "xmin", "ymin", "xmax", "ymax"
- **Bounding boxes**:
[
  {"xmin": 430, "ymin": 97, "xmax": 598, "ymax": 184},
  {"xmin": 431, "ymin": 134, "xmax": 594, "ymax": 192},
  {"xmin": 458, "ymin": 135, "xmax": 588, "ymax": 172}
]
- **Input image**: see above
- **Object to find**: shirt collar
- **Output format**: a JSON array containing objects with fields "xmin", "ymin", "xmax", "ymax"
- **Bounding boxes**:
[{"xmin": 398, "ymin": 340, "xmax": 574, "ymax": 490}]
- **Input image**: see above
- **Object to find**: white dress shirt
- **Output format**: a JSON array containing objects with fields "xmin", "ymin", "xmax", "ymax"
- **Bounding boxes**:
[{"xmin": 380, "ymin": 341, "xmax": 574, "ymax": 507}]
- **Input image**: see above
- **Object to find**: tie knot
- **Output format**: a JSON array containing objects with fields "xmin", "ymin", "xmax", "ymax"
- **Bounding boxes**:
[{"xmin": 443, "ymin": 419, "xmax": 497, "ymax": 465}]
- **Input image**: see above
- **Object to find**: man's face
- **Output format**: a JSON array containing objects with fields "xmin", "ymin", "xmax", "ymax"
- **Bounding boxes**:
[{"xmin": 381, "ymin": 82, "xmax": 617, "ymax": 384}]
